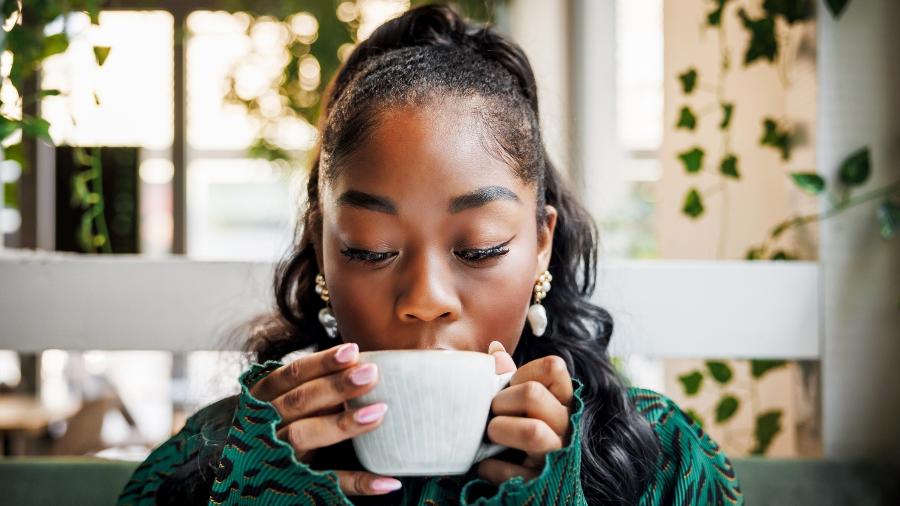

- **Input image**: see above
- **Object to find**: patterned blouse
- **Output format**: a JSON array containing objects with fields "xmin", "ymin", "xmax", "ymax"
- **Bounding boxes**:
[{"xmin": 117, "ymin": 360, "xmax": 743, "ymax": 505}]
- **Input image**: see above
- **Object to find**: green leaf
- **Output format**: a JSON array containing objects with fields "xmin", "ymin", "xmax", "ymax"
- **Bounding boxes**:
[
  {"xmin": 877, "ymin": 200, "xmax": 899, "ymax": 239},
  {"xmin": 720, "ymin": 155, "xmax": 739, "ymax": 178},
  {"xmin": 715, "ymin": 395, "xmax": 740, "ymax": 423},
  {"xmin": 683, "ymin": 188, "xmax": 704, "ymax": 218},
  {"xmin": 837, "ymin": 147, "xmax": 870, "ymax": 186},
  {"xmin": 825, "ymin": 0, "xmax": 850, "ymax": 18},
  {"xmin": 21, "ymin": 117, "xmax": 52, "ymax": 143},
  {"xmin": 738, "ymin": 8, "xmax": 778, "ymax": 65},
  {"xmin": 41, "ymin": 33, "xmax": 69, "ymax": 59},
  {"xmin": 94, "ymin": 46, "xmax": 112, "ymax": 66},
  {"xmin": 752, "ymin": 410, "xmax": 783, "ymax": 454},
  {"xmin": 72, "ymin": 147, "xmax": 93, "ymax": 167},
  {"xmin": 678, "ymin": 371, "xmax": 704, "ymax": 396},
  {"xmin": 790, "ymin": 173, "xmax": 825, "ymax": 195},
  {"xmin": 678, "ymin": 147, "xmax": 705, "ymax": 173},
  {"xmin": 676, "ymin": 106, "xmax": 697, "ymax": 130},
  {"xmin": 706, "ymin": 361, "xmax": 733, "ymax": 384},
  {"xmin": 763, "ymin": 0, "xmax": 814, "ymax": 24},
  {"xmin": 751, "ymin": 359, "xmax": 787, "ymax": 378},
  {"xmin": 3, "ymin": 182, "xmax": 18, "ymax": 208},
  {"xmin": 706, "ymin": 0, "xmax": 728, "ymax": 26},
  {"xmin": 720, "ymin": 102, "xmax": 734, "ymax": 130},
  {"xmin": 2, "ymin": 0, "xmax": 19, "ymax": 20},
  {"xmin": 0, "ymin": 115, "xmax": 21, "ymax": 141},
  {"xmin": 87, "ymin": 0, "xmax": 103, "ymax": 24},
  {"xmin": 770, "ymin": 250, "xmax": 795, "ymax": 260},
  {"xmin": 679, "ymin": 68, "xmax": 698, "ymax": 94},
  {"xmin": 685, "ymin": 408, "xmax": 704, "ymax": 428},
  {"xmin": 40, "ymin": 89, "xmax": 62, "ymax": 97},
  {"xmin": 760, "ymin": 118, "xmax": 792, "ymax": 160},
  {"xmin": 746, "ymin": 247, "xmax": 763, "ymax": 260}
]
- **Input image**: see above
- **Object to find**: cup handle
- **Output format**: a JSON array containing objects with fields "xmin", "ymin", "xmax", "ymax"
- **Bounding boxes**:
[{"xmin": 473, "ymin": 371, "xmax": 515, "ymax": 463}]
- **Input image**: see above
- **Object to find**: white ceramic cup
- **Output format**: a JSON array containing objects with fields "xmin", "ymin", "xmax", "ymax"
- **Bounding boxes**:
[{"xmin": 346, "ymin": 349, "xmax": 514, "ymax": 476}]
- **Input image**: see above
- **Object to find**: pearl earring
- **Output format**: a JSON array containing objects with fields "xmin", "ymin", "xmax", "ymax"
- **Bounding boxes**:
[
  {"xmin": 527, "ymin": 270, "xmax": 552, "ymax": 337},
  {"xmin": 315, "ymin": 273, "xmax": 339, "ymax": 339}
]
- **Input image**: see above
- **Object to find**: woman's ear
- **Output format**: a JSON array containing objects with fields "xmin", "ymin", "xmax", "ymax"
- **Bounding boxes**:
[{"xmin": 536, "ymin": 205, "xmax": 557, "ymax": 276}]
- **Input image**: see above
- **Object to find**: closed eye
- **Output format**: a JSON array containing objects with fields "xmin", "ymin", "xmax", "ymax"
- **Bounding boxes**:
[
  {"xmin": 340, "ymin": 248, "xmax": 397, "ymax": 265},
  {"xmin": 454, "ymin": 239, "xmax": 512, "ymax": 264}
]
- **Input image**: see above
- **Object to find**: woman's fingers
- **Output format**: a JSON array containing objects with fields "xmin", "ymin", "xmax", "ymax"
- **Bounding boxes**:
[
  {"xmin": 336, "ymin": 470, "xmax": 402, "ymax": 496},
  {"xmin": 490, "ymin": 381, "xmax": 570, "ymax": 436},
  {"xmin": 271, "ymin": 363, "xmax": 379, "ymax": 428},
  {"xmin": 476, "ymin": 458, "xmax": 538, "ymax": 486},
  {"xmin": 510, "ymin": 355, "xmax": 573, "ymax": 405},
  {"xmin": 275, "ymin": 403, "xmax": 388, "ymax": 453},
  {"xmin": 488, "ymin": 340, "xmax": 517, "ymax": 374},
  {"xmin": 486, "ymin": 416, "xmax": 563, "ymax": 456},
  {"xmin": 250, "ymin": 342, "xmax": 360, "ymax": 402}
]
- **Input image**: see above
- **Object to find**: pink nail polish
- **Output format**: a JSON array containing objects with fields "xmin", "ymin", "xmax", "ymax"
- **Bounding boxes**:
[
  {"xmin": 335, "ymin": 343, "xmax": 358, "ymax": 363},
  {"xmin": 350, "ymin": 364, "xmax": 377, "ymax": 385},
  {"xmin": 371, "ymin": 477, "xmax": 402, "ymax": 492},
  {"xmin": 355, "ymin": 403, "xmax": 388, "ymax": 424}
]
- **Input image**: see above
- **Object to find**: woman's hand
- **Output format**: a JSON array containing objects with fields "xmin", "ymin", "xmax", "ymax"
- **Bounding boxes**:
[
  {"xmin": 248, "ymin": 343, "xmax": 403, "ymax": 496},
  {"xmin": 478, "ymin": 341, "xmax": 574, "ymax": 485}
]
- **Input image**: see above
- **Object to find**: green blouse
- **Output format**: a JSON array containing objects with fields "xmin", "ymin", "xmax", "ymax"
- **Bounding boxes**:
[{"xmin": 117, "ymin": 360, "xmax": 743, "ymax": 505}]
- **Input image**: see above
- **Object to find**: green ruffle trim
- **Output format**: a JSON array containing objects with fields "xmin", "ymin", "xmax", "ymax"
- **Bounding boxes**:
[{"xmin": 231, "ymin": 359, "xmax": 354, "ymax": 505}]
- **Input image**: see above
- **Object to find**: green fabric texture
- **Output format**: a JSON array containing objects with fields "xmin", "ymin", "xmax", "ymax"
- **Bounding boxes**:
[{"xmin": 117, "ymin": 360, "xmax": 743, "ymax": 505}]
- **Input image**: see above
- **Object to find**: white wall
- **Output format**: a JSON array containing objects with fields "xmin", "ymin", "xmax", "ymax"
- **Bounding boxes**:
[
  {"xmin": 507, "ymin": 0, "xmax": 573, "ymax": 180},
  {"xmin": 818, "ymin": 0, "xmax": 900, "ymax": 464}
]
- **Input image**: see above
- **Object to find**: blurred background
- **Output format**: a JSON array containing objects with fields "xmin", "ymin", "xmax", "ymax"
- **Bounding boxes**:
[{"xmin": 0, "ymin": 0, "xmax": 898, "ymax": 487}]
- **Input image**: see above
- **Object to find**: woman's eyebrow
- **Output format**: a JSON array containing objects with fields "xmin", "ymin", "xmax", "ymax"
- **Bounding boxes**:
[
  {"xmin": 449, "ymin": 185, "xmax": 521, "ymax": 213},
  {"xmin": 337, "ymin": 190, "xmax": 398, "ymax": 214}
]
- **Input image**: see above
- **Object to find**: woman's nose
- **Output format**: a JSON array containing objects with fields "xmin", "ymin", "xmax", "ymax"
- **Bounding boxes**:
[{"xmin": 394, "ymin": 252, "xmax": 461, "ymax": 323}]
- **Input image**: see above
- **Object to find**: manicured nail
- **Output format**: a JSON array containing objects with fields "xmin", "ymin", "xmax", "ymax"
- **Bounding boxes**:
[
  {"xmin": 371, "ymin": 477, "xmax": 402, "ymax": 492},
  {"xmin": 488, "ymin": 340, "xmax": 506, "ymax": 354},
  {"xmin": 355, "ymin": 403, "xmax": 388, "ymax": 424},
  {"xmin": 350, "ymin": 363, "xmax": 378, "ymax": 385},
  {"xmin": 335, "ymin": 343, "xmax": 358, "ymax": 363}
]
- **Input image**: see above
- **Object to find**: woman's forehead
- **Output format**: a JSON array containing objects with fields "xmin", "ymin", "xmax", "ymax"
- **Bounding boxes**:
[{"xmin": 321, "ymin": 103, "xmax": 533, "ymax": 211}]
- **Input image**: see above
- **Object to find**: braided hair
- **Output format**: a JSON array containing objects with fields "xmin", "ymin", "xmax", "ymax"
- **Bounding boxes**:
[{"xmin": 163, "ymin": 4, "xmax": 661, "ymax": 504}]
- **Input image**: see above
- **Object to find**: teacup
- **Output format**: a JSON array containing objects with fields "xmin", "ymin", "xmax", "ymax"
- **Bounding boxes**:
[{"xmin": 346, "ymin": 349, "xmax": 514, "ymax": 476}]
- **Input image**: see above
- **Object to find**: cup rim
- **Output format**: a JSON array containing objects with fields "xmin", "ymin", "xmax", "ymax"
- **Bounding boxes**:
[{"xmin": 358, "ymin": 349, "xmax": 489, "ymax": 358}]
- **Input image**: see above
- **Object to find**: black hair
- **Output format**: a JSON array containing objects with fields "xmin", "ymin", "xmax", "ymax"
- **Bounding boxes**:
[{"xmin": 160, "ymin": 3, "xmax": 661, "ymax": 505}]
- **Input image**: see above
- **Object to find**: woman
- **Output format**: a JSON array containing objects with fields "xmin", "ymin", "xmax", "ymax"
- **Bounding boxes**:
[{"xmin": 118, "ymin": 4, "xmax": 742, "ymax": 505}]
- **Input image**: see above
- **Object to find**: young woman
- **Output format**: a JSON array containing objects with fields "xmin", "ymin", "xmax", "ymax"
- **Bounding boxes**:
[{"xmin": 118, "ymin": 4, "xmax": 742, "ymax": 505}]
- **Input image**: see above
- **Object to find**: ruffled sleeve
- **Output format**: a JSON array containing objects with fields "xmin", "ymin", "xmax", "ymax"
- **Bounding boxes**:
[
  {"xmin": 117, "ymin": 394, "xmax": 239, "ymax": 505},
  {"xmin": 630, "ymin": 388, "xmax": 744, "ymax": 505},
  {"xmin": 457, "ymin": 377, "xmax": 587, "ymax": 506},
  {"xmin": 208, "ymin": 359, "xmax": 353, "ymax": 505}
]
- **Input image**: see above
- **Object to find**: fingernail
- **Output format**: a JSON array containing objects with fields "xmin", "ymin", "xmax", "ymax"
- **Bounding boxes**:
[
  {"xmin": 335, "ymin": 343, "xmax": 358, "ymax": 363},
  {"xmin": 488, "ymin": 340, "xmax": 506, "ymax": 354},
  {"xmin": 350, "ymin": 363, "xmax": 378, "ymax": 385},
  {"xmin": 355, "ymin": 403, "xmax": 388, "ymax": 424},
  {"xmin": 371, "ymin": 477, "xmax": 402, "ymax": 492}
]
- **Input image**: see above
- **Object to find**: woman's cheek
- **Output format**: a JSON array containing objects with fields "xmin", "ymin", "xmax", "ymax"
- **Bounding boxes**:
[
  {"xmin": 463, "ymin": 251, "xmax": 536, "ymax": 352},
  {"xmin": 329, "ymin": 273, "xmax": 395, "ymax": 350}
]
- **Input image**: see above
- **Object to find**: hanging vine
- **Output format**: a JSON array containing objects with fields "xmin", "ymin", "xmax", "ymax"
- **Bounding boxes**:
[
  {"xmin": 1, "ymin": 0, "xmax": 114, "ymax": 252},
  {"xmin": 674, "ymin": 0, "xmax": 897, "ymax": 262}
]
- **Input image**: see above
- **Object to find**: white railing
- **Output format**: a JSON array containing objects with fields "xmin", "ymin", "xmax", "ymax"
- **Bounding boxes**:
[{"xmin": 0, "ymin": 250, "xmax": 820, "ymax": 359}]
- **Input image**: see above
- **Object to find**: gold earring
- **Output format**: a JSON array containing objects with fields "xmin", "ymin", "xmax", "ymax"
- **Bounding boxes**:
[
  {"xmin": 315, "ymin": 273, "xmax": 338, "ymax": 339},
  {"xmin": 527, "ymin": 270, "xmax": 551, "ymax": 336}
]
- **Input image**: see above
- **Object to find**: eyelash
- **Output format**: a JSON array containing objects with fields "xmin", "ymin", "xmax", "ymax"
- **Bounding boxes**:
[{"xmin": 340, "ymin": 241, "xmax": 511, "ymax": 266}]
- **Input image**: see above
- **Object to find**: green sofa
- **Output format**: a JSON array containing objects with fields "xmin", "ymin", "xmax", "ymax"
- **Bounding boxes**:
[{"xmin": 1, "ymin": 457, "xmax": 897, "ymax": 505}]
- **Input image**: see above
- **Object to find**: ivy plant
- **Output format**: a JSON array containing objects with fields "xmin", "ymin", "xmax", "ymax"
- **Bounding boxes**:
[
  {"xmin": 674, "ymin": 0, "xmax": 898, "ymax": 257},
  {"xmin": 2, "ymin": 0, "xmax": 114, "ymax": 252},
  {"xmin": 679, "ymin": 359, "xmax": 788, "ymax": 454}
]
